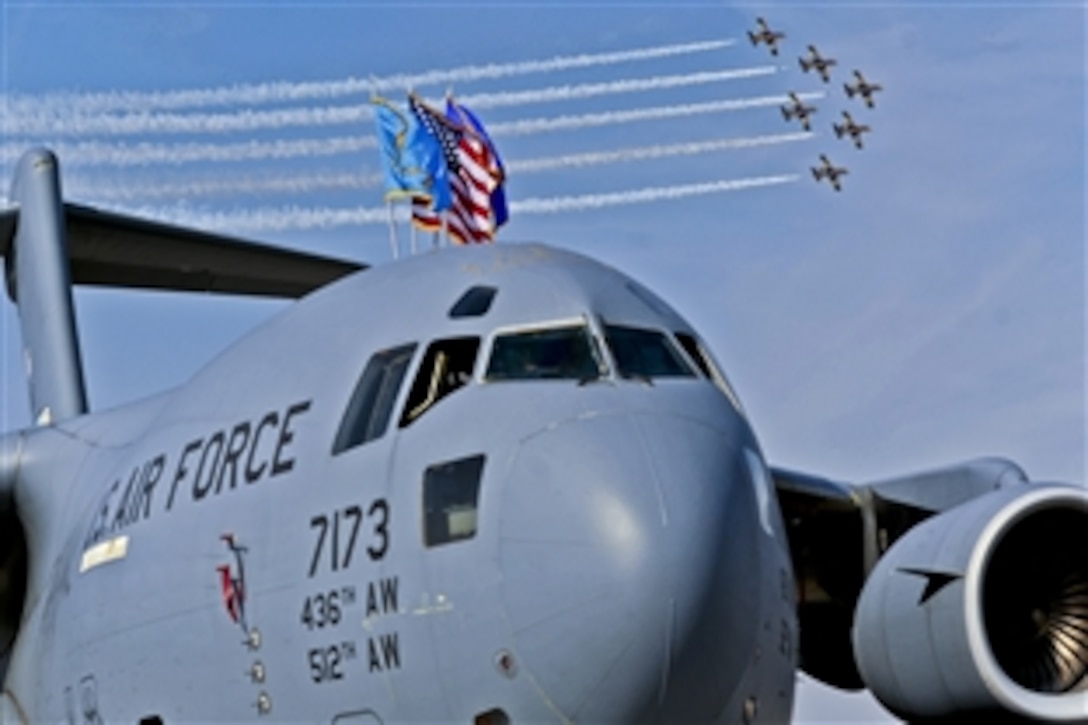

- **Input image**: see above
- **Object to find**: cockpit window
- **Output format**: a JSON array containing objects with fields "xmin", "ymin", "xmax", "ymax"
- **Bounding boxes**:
[
  {"xmin": 603, "ymin": 324, "xmax": 695, "ymax": 380},
  {"xmin": 674, "ymin": 331, "xmax": 745, "ymax": 412},
  {"xmin": 675, "ymin": 332, "xmax": 712, "ymax": 378},
  {"xmin": 401, "ymin": 337, "xmax": 480, "ymax": 427},
  {"xmin": 332, "ymin": 343, "xmax": 416, "ymax": 454},
  {"xmin": 485, "ymin": 324, "xmax": 602, "ymax": 382}
]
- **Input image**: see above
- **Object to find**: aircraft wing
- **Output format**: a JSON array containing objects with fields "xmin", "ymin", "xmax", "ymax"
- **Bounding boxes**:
[{"xmin": 1, "ymin": 203, "xmax": 364, "ymax": 299}]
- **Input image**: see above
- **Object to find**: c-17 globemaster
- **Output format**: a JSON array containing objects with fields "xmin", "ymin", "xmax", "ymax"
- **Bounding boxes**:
[{"xmin": 1, "ymin": 149, "xmax": 1086, "ymax": 723}]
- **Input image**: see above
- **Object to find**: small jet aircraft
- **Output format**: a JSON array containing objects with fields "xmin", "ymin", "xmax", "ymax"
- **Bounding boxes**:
[
  {"xmin": 780, "ymin": 92, "xmax": 817, "ymax": 131},
  {"xmin": 1, "ymin": 148, "xmax": 1087, "ymax": 723},
  {"xmin": 833, "ymin": 110, "xmax": 871, "ymax": 149},
  {"xmin": 844, "ymin": 69, "xmax": 884, "ymax": 108},
  {"xmin": 799, "ymin": 44, "xmax": 837, "ymax": 82},
  {"xmin": 747, "ymin": 17, "xmax": 785, "ymax": 56},
  {"xmin": 811, "ymin": 153, "xmax": 848, "ymax": 191}
]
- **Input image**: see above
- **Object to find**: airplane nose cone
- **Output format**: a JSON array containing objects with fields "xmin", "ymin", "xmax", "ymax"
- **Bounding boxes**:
[{"xmin": 498, "ymin": 412, "xmax": 766, "ymax": 721}]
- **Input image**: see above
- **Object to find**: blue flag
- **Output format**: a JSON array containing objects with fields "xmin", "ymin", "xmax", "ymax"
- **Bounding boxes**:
[
  {"xmin": 372, "ymin": 97, "xmax": 450, "ymax": 210},
  {"xmin": 446, "ymin": 97, "xmax": 508, "ymax": 227}
]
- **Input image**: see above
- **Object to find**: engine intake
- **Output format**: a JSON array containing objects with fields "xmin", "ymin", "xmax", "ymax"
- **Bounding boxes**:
[{"xmin": 852, "ymin": 483, "xmax": 1088, "ymax": 721}]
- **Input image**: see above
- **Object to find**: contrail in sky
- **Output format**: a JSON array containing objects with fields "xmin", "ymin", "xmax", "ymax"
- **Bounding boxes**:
[
  {"xmin": 66, "ymin": 133, "xmax": 812, "ymax": 202},
  {"xmin": 2, "ymin": 38, "xmax": 735, "ymax": 115},
  {"xmin": 510, "ymin": 175, "xmax": 800, "ymax": 213},
  {"xmin": 66, "ymin": 170, "xmax": 385, "ymax": 202},
  {"xmin": 125, "ymin": 174, "xmax": 799, "ymax": 233},
  {"xmin": 0, "ymin": 137, "xmax": 375, "ymax": 167},
  {"xmin": 487, "ymin": 93, "xmax": 822, "ymax": 136},
  {"xmin": 507, "ymin": 132, "xmax": 813, "ymax": 171},
  {"xmin": 454, "ymin": 66, "xmax": 777, "ymax": 110},
  {"xmin": 0, "ymin": 94, "xmax": 820, "ymax": 166},
  {"xmin": 6, "ymin": 105, "xmax": 372, "ymax": 137},
  {"xmin": 4, "ymin": 67, "xmax": 779, "ymax": 137}
]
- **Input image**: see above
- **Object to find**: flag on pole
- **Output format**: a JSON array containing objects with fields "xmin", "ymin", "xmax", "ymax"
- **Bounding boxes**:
[
  {"xmin": 372, "ymin": 96, "xmax": 450, "ymax": 211},
  {"xmin": 446, "ymin": 96, "xmax": 508, "ymax": 229},
  {"xmin": 409, "ymin": 93, "xmax": 501, "ymax": 244}
]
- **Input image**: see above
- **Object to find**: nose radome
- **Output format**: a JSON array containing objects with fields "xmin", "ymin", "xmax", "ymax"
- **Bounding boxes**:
[{"xmin": 498, "ymin": 412, "xmax": 763, "ymax": 721}]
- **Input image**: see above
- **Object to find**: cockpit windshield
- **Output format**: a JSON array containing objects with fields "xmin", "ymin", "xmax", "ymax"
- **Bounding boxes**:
[
  {"xmin": 603, "ymin": 324, "xmax": 696, "ymax": 380},
  {"xmin": 485, "ymin": 324, "xmax": 602, "ymax": 382}
]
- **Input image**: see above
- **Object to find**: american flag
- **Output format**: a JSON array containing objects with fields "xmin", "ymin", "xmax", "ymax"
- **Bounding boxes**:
[{"xmin": 409, "ymin": 95, "xmax": 500, "ymax": 244}]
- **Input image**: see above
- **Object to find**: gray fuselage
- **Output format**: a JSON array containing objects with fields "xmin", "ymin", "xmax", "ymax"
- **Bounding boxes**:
[{"xmin": 6, "ymin": 243, "xmax": 797, "ymax": 723}]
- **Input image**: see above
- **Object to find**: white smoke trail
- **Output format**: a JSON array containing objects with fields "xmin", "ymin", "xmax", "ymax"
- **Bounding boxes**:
[
  {"xmin": 1, "ymin": 93, "xmax": 819, "ymax": 167},
  {"xmin": 68, "ymin": 132, "xmax": 812, "ymax": 202},
  {"xmin": 6, "ymin": 105, "xmax": 372, "ymax": 137},
  {"xmin": 457, "ymin": 66, "xmax": 778, "ymax": 111},
  {"xmin": 0, "ymin": 137, "xmax": 376, "ymax": 167},
  {"xmin": 507, "ymin": 132, "xmax": 812, "ymax": 172},
  {"xmin": 5, "ymin": 66, "xmax": 779, "ymax": 137},
  {"xmin": 509, "ymin": 175, "xmax": 800, "ymax": 213},
  {"xmin": 65, "ymin": 171, "xmax": 385, "ymax": 202},
  {"xmin": 123, "ymin": 203, "xmax": 394, "ymax": 232},
  {"xmin": 487, "ymin": 93, "xmax": 823, "ymax": 136},
  {"xmin": 3, "ymin": 38, "xmax": 735, "ymax": 116},
  {"xmin": 126, "ymin": 174, "xmax": 799, "ymax": 233}
]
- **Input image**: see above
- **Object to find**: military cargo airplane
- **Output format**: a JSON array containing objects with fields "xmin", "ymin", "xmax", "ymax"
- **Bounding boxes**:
[
  {"xmin": 1, "ymin": 148, "xmax": 1087, "ymax": 723},
  {"xmin": 799, "ymin": 45, "xmax": 837, "ymax": 83},
  {"xmin": 811, "ymin": 154, "xmax": 849, "ymax": 191},
  {"xmin": 780, "ymin": 92, "xmax": 817, "ymax": 131},
  {"xmin": 747, "ymin": 17, "xmax": 785, "ymax": 56},
  {"xmin": 833, "ymin": 111, "xmax": 871, "ymax": 149},
  {"xmin": 844, "ymin": 70, "xmax": 883, "ymax": 108}
]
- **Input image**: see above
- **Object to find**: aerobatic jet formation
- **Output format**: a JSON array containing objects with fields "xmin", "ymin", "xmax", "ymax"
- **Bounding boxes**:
[
  {"xmin": 780, "ymin": 92, "xmax": 817, "ymax": 131},
  {"xmin": 799, "ymin": 45, "xmax": 837, "ymax": 82},
  {"xmin": 747, "ymin": 17, "xmax": 785, "ymax": 56},
  {"xmin": 844, "ymin": 69, "xmax": 884, "ymax": 108},
  {"xmin": 1, "ymin": 148, "xmax": 1087, "ymax": 724},
  {"xmin": 833, "ymin": 111, "xmax": 871, "ymax": 149}
]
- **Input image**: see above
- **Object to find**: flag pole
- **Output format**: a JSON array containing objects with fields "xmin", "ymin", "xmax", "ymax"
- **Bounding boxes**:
[
  {"xmin": 386, "ymin": 201, "xmax": 399, "ymax": 259},
  {"xmin": 410, "ymin": 217, "xmax": 418, "ymax": 256}
]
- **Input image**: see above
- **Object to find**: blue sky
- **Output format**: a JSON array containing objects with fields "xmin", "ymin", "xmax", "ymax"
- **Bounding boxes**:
[{"xmin": 1, "ymin": 2, "xmax": 1084, "ymax": 721}]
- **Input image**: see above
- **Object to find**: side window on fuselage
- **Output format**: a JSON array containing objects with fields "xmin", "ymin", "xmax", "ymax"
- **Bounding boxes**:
[
  {"xmin": 332, "ymin": 343, "xmax": 417, "ymax": 454},
  {"xmin": 400, "ymin": 337, "xmax": 480, "ymax": 427},
  {"xmin": 423, "ymin": 454, "xmax": 486, "ymax": 547}
]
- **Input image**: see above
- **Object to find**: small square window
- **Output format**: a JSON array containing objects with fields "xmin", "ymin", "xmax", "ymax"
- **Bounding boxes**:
[{"xmin": 423, "ymin": 455, "xmax": 485, "ymax": 547}]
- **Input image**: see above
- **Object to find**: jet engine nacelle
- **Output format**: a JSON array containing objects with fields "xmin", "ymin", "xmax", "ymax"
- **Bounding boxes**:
[{"xmin": 852, "ymin": 483, "xmax": 1088, "ymax": 722}]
